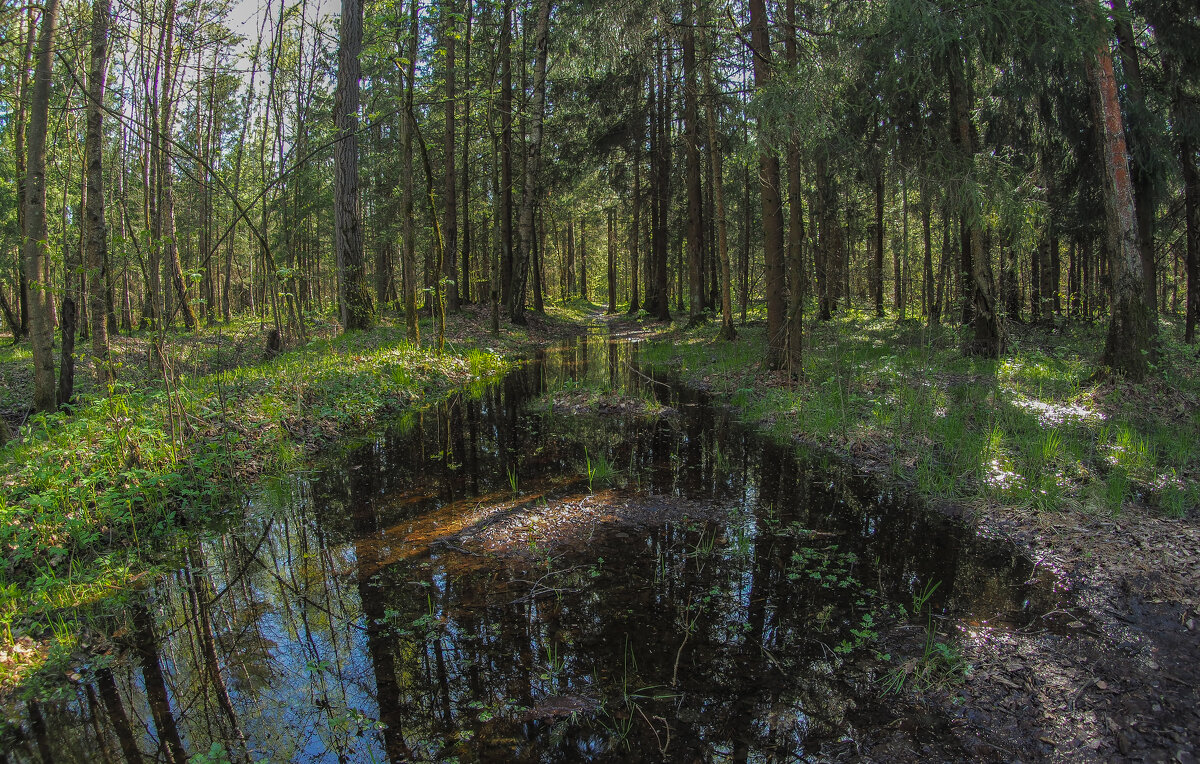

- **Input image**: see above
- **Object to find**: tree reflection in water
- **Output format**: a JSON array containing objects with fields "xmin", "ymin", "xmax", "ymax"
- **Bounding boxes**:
[{"xmin": 8, "ymin": 330, "xmax": 1060, "ymax": 762}]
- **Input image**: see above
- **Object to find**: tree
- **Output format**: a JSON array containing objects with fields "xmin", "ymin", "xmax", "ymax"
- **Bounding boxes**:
[
  {"xmin": 747, "ymin": 0, "xmax": 786, "ymax": 368},
  {"xmin": 443, "ymin": 0, "xmax": 460, "ymax": 312},
  {"xmin": 334, "ymin": 0, "xmax": 375, "ymax": 331},
  {"xmin": 22, "ymin": 0, "xmax": 60, "ymax": 412},
  {"xmin": 86, "ymin": 0, "xmax": 113, "ymax": 386},
  {"xmin": 401, "ymin": 0, "xmax": 420, "ymax": 341},
  {"xmin": 683, "ymin": 0, "xmax": 704, "ymax": 325},
  {"xmin": 947, "ymin": 44, "xmax": 1003, "ymax": 357},
  {"xmin": 1081, "ymin": 0, "xmax": 1156, "ymax": 377},
  {"xmin": 508, "ymin": 0, "xmax": 551, "ymax": 324}
]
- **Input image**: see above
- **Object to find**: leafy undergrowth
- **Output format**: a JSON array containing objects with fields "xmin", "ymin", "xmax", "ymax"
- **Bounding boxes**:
[
  {"xmin": 641, "ymin": 309, "xmax": 1200, "ymax": 521},
  {"xmin": 0, "ymin": 306, "xmax": 585, "ymax": 696}
]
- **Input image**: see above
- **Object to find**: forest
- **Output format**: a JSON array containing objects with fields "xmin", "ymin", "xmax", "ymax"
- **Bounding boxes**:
[{"xmin": 0, "ymin": 0, "xmax": 1198, "ymax": 759}]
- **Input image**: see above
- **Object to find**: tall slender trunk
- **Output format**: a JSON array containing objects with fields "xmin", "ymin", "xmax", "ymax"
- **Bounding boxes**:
[
  {"xmin": 86, "ymin": 0, "xmax": 113, "ymax": 386},
  {"xmin": 948, "ymin": 46, "xmax": 1002, "ymax": 356},
  {"xmin": 815, "ymin": 154, "xmax": 841, "ymax": 321},
  {"xmin": 22, "ymin": 0, "xmax": 60, "ymax": 412},
  {"xmin": 704, "ymin": 65, "xmax": 736, "ymax": 341},
  {"xmin": 748, "ymin": 0, "xmax": 786, "ymax": 367},
  {"xmin": 628, "ymin": 143, "xmax": 641, "ymax": 314},
  {"xmin": 334, "ymin": 0, "xmax": 375, "ymax": 330},
  {"xmin": 1179, "ymin": 104, "xmax": 1199, "ymax": 344},
  {"xmin": 499, "ymin": 0, "xmax": 514, "ymax": 305},
  {"xmin": 922, "ymin": 188, "xmax": 934, "ymax": 320},
  {"xmin": 783, "ymin": 0, "xmax": 802, "ymax": 363},
  {"xmin": 566, "ymin": 218, "xmax": 575, "ymax": 297},
  {"xmin": 1111, "ymin": 0, "xmax": 1156, "ymax": 311},
  {"xmin": 1082, "ymin": 0, "xmax": 1156, "ymax": 376},
  {"xmin": 507, "ymin": 0, "xmax": 551, "ymax": 324},
  {"xmin": 443, "ymin": 5, "xmax": 459, "ymax": 311},
  {"xmin": 14, "ymin": 9, "xmax": 36, "ymax": 339},
  {"xmin": 874, "ymin": 163, "xmax": 885, "ymax": 317},
  {"xmin": 401, "ymin": 0, "xmax": 420, "ymax": 341},
  {"xmin": 533, "ymin": 205, "xmax": 546, "ymax": 312},
  {"xmin": 579, "ymin": 218, "xmax": 589, "ymax": 300},
  {"xmin": 607, "ymin": 209, "xmax": 617, "ymax": 313},
  {"xmin": 461, "ymin": 0, "xmax": 473, "ymax": 303},
  {"xmin": 683, "ymin": 0, "xmax": 704, "ymax": 324},
  {"xmin": 157, "ymin": 0, "xmax": 195, "ymax": 330},
  {"xmin": 653, "ymin": 46, "xmax": 673, "ymax": 321}
]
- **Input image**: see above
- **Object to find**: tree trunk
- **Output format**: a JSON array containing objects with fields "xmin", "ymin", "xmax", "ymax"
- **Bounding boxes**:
[
  {"xmin": 157, "ymin": 0, "xmax": 196, "ymax": 331},
  {"xmin": 1167, "ymin": 52, "xmax": 1197, "ymax": 343},
  {"xmin": 499, "ymin": 0, "xmax": 514, "ymax": 306},
  {"xmin": 22, "ymin": 0, "xmax": 60, "ymax": 412},
  {"xmin": 874, "ymin": 163, "xmax": 885, "ymax": 317},
  {"xmin": 607, "ymin": 208, "xmax": 617, "ymax": 313},
  {"xmin": 443, "ymin": 5, "xmax": 459, "ymax": 311},
  {"xmin": 533, "ymin": 206, "xmax": 546, "ymax": 312},
  {"xmin": 683, "ymin": 0, "xmax": 704, "ymax": 324},
  {"xmin": 14, "ymin": 9, "xmax": 36, "ymax": 340},
  {"xmin": 1082, "ymin": 1, "xmax": 1156, "ymax": 376},
  {"xmin": 703, "ymin": 48, "xmax": 735, "ymax": 341},
  {"xmin": 59, "ymin": 129, "xmax": 81, "ymax": 408},
  {"xmin": 815, "ymin": 154, "xmax": 841, "ymax": 321},
  {"xmin": 566, "ymin": 218, "xmax": 575, "ymax": 297},
  {"xmin": 460, "ymin": 0, "xmax": 473, "ymax": 304},
  {"xmin": 507, "ymin": 0, "xmax": 551, "ymax": 324},
  {"xmin": 922, "ymin": 189, "xmax": 934, "ymax": 322},
  {"xmin": 650, "ymin": 46, "xmax": 672, "ymax": 321},
  {"xmin": 86, "ymin": 0, "xmax": 113, "ymax": 386},
  {"xmin": 1183, "ymin": 118, "xmax": 1199, "ymax": 345},
  {"xmin": 783, "ymin": 0, "xmax": 803, "ymax": 367},
  {"xmin": 628, "ymin": 145, "xmax": 641, "ymax": 314},
  {"xmin": 1111, "ymin": 0, "xmax": 1157, "ymax": 311},
  {"xmin": 748, "ymin": 0, "xmax": 786, "ymax": 367},
  {"xmin": 579, "ymin": 218, "xmax": 589, "ymax": 300},
  {"xmin": 334, "ymin": 0, "xmax": 375, "ymax": 330},
  {"xmin": 402, "ymin": 0, "xmax": 419, "ymax": 341},
  {"xmin": 948, "ymin": 46, "xmax": 1002, "ymax": 357}
]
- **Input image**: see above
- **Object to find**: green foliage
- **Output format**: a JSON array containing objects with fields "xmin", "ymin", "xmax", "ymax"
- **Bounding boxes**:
[
  {"xmin": 642, "ymin": 314, "xmax": 1199, "ymax": 520},
  {"xmin": 882, "ymin": 579, "xmax": 970, "ymax": 695},
  {"xmin": 582, "ymin": 446, "xmax": 619, "ymax": 491},
  {"xmin": 0, "ymin": 320, "xmax": 510, "ymax": 692}
]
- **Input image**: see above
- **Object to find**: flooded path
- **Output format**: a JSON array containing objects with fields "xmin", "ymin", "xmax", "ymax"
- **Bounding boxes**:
[{"xmin": 10, "ymin": 329, "xmax": 1064, "ymax": 762}]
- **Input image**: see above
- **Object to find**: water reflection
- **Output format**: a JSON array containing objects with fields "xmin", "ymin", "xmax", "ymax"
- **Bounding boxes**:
[{"xmin": 9, "ymin": 330, "xmax": 1059, "ymax": 762}]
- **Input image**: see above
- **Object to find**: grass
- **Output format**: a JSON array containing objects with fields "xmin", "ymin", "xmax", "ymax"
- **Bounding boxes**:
[
  {"xmin": 640, "ymin": 307, "xmax": 1200, "ymax": 520},
  {"xmin": 582, "ymin": 446, "xmax": 620, "ymax": 490},
  {"xmin": 0, "ymin": 311, "xmax": 518, "ymax": 696}
]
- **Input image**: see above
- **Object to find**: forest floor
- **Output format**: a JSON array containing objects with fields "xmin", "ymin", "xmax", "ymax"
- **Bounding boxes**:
[
  {"xmin": 3, "ymin": 303, "xmax": 1197, "ymax": 761},
  {"xmin": 632, "ymin": 308, "xmax": 1200, "ymax": 762},
  {"xmin": 0, "ymin": 302, "xmax": 594, "ymax": 698}
]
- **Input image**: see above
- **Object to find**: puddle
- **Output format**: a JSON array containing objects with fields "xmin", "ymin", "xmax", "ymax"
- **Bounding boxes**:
[{"xmin": 5, "ymin": 329, "xmax": 1064, "ymax": 762}]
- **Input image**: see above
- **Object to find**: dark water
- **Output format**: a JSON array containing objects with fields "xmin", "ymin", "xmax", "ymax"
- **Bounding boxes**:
[{"xmin": 8, "ymin": 330, "xmax": 1062, "ymax": 762}]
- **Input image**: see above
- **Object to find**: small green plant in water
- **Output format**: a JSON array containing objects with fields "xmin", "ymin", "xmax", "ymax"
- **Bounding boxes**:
[
  {"xmin": 583, "ymin": 447, "xmax": 618, "ymax": 491},
  {"xmin": 883, "ymin": 579, "xmax": 969, "ymax": 695}
]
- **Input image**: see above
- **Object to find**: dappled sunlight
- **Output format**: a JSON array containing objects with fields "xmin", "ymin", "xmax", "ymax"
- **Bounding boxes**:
[{"xmin": 1006, "ymin": 393, "xmax": 1105, "ymax": 428}]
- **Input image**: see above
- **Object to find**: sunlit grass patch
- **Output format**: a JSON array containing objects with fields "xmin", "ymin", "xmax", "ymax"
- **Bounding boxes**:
[
  {"xmin": 641, "ymin": 307, "xmax": 1199, "ymax": 521},
  {"xmin": 0, "ymin": 318, "xmax": 514, "ymax": 696}
]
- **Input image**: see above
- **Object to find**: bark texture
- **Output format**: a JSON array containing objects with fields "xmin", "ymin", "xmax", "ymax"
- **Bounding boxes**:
[
  {"xmin": 334, "ymin": 0, "xmax": 375, "ymax": 331},
  {"xmin": 22, "ymin": 0, "xmax": 60, "ymax": 412},
  {"xmin": 1083, "ymin": 2, "xmax": 1156, "ymax": 377}
]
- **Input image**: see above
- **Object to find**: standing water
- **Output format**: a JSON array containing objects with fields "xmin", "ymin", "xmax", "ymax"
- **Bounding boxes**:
[{"xmin": 8, "ymin": 329, "xmax": 1061, "ymax": 762}]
